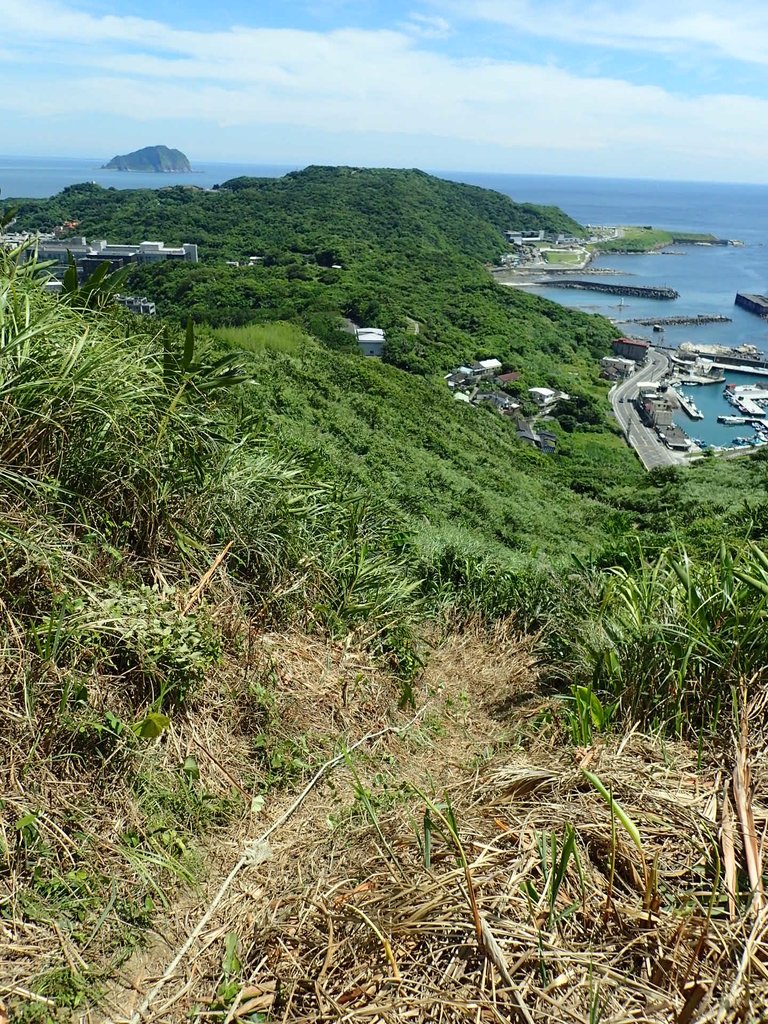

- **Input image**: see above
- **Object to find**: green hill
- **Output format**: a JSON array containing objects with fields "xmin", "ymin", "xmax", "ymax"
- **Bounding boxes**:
[
  {"xmin": 14, "ymin": 165, "xmax": 581, "ymax": 259},
  {"xmin": 102, "ymin": 144, "xmax": 192, "ymax": 172},
  {"xmin": 11, "ymin": 165, "xmax": 763, "ymax": 560},
  {"xmin": 10, "ymin": 167, "xmax": 602, "ymax": 378}
]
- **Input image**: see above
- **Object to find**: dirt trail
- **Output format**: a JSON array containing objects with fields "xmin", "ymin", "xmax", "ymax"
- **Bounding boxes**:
[{"xmin": 99, "ymin": 626, "xmax": 768, "ymax": 1024}]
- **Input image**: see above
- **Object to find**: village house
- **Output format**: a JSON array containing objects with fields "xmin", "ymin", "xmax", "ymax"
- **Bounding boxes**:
[
  {"xmin": 639, "ymin": 393, "xmax": 677, "ymax": 429},
  {"xmin": 444, "ymin": 371, "xmax": 472, "ymax": 389},
  {"xmin": 600, "ymin": 356, "xmax": 635, "ymax": 379},
  {"xmin": 444, "ymin": 356, "xmax": 504, "ymax": 389},
  {"xmin": 496, "ymin": 371, "xmax": 521, "ymax": 386},
  {"xmin": 474, "ymin": 392, "xmax": 520, "ymax": 416},
  {"xmin": 516, "ymin": 421, "xmax": 558, "ymax": 454},
  {"xmin": 528, "ymin": 386, "xmax": 570, "ymax": 408},
  {"xmin": 470, "ymin": 358, "xmax": 503, "ymax": 379},
  {"xmin": 613, "ymin": 337, "xmax": 650, "ymax": 363},
  {"xmin": 356, "ymin": 327, "xmax": 386, "ymax": 357}
]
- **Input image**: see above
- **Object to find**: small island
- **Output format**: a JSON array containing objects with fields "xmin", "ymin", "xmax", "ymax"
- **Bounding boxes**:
[{"xmin": 102, "ymin": 145, "xmax": 192, "ymax": 173}]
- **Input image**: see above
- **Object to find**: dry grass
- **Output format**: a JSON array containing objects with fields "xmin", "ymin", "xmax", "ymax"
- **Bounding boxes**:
[
  {"xmin": 5, "ymin": 621, "xmax": 768, "ymax": 1024},
  {"xmin": 182, "ymin": 733, "xmax": 768, "ymax": 1024},
  {"xmin": 99, "ymin": 627, "xmax": 768, "ymax": 1024},
  {"xmin": 0, "ymin": 613, "xmax": 424, "ymax": 1020}
]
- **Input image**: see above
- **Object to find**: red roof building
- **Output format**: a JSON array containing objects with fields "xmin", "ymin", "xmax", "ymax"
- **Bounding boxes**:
[{"xmin": 613, "ymin": 337, "xmax": 650, "ymax": 362}]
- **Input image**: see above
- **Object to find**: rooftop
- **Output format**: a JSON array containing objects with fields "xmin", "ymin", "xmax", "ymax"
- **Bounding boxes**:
[{"xmin": 616, "ymin": 337, "xmax": 650, "ymax": 349}]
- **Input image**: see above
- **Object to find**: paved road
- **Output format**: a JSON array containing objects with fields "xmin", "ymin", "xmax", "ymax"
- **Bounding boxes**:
[{"xmin": 609, "ymin": 349, "xmax": 692, "ymax": 470}]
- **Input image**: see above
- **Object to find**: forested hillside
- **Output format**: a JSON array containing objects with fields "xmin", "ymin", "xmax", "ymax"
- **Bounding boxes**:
[
  {"xmin": 12, "ymin": 166, "xmax": 583, "ymax": 261},
  {"xmin": 9, "ymin": 166, "xmax": 767, "ymax": 557},
  {"xmin": 12, "ymin": 167, "xmax": 596, "ymax": 375},
  {"xmin": 4, "ymin": 172, "xmax": 768, "ymax": 1022}
]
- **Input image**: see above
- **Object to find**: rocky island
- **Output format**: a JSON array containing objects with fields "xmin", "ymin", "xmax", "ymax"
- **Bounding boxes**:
[{"xmin": 102, "ymin": 144, "xmax": 192, "ymax": 173}]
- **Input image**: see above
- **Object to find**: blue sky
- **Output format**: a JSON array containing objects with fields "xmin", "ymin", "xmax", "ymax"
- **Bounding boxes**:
[{"xmin": 2, "ymin": 0, "xmax": 768, "ymax": 181}]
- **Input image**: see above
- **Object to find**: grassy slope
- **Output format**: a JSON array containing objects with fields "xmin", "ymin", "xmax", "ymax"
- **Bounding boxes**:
[
  {"xmin": 211, "ymin": 324, "xmax": 641, "ymax": 559},
  {"xmin": 92, "ymin": 627, "xmax": 768, "ymax": 1023},
  {"xmin": 11, "ymin": 168, "xmax": 765, "ymax": 560},
  {"xmin": 593, "ymin": 225, "xmax": 718, "ymax": 252}
]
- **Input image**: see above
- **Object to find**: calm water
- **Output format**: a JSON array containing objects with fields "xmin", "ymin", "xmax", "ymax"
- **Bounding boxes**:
[
  {"xmin": 449, "ymin": 171, "xmax": 768, "ymax": 350},
  {"xmin": 0, "ymin": 155, "xmax": 298, "ymax": 199},
  {"xmin": 4, "ymin": 159, "xmax": 768, "ymax": 445}
]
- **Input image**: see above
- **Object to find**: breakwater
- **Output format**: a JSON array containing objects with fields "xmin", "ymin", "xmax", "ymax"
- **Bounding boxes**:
[
  {"xmin": 618, "ymin": 314, "xmax": 731, "ymax": 327},
  {"xmin": 547, "ymin": 280, "xmax": 679, "ymax": 299},
  {"xmin": 735, "ymin": 292, "xmax": 768, "ymax": 318}
]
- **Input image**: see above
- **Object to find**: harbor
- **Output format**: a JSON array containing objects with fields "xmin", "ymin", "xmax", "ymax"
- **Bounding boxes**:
[
  {"xmin": 529, "ymin": 243, "xmax": 768, "ymax": 356},
  {"xmin": 675, "ymin": 376, "xmax": 768, "ymax": 450}
]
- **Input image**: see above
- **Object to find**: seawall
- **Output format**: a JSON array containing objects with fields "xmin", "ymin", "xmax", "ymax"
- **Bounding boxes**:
[{"xmin": 547, "ymin": 280, "xmax": 679, "ymax": 300}]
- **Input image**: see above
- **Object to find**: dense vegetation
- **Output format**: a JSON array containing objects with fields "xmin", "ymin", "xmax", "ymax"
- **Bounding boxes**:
[
  {"xmin": 3, "ymin": 170, "xmax": 768, "ymax": 1020},
  {"xmin": 12, "ymin": 167, "xmax": 595, "ymax": 375},
  {"xmin": 12, "ymin": 166, "xmax": 584, "ymax": 261}
]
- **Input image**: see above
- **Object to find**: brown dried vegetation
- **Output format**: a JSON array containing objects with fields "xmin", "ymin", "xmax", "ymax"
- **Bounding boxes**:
[{"xmin": 21, "ymin": 624, "xmax": 759, "ymax": 1024}]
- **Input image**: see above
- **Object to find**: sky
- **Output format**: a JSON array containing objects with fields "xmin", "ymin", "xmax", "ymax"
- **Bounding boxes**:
[{"xmin": 2, "ymin": 0, "xmax": 768, "ymax": 181}]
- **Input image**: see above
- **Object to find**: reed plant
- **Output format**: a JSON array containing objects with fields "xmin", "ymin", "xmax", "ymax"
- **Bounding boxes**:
[{"xmin": 578, "ymin": 541, "xmax": 768, "ymax": 736}]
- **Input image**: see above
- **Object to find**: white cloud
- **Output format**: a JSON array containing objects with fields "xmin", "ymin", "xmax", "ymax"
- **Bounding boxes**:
[
  {"xmin": 461, "ymin": 1, "xmax": 768, "ymax": 65},
  {"xmin": 1, "ymin": 0, "xmax": 768, "ymax": 179},
  {"xmin": 402, "ymin": 13, "xmax": 454, "ymax": 39}
]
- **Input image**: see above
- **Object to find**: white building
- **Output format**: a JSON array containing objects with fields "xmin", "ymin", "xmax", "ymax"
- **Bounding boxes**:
[
  {"xmin": 458, "ymin": 358, "xmax": 503, "ymax": 379},
  {"xmin": 529, "ymin": 387, "xmax": 570, "ymax": 408},
  {"xmin": 601, "ymin": 356, "xmax": 635, "ymax": 378},
  {"xmin": 116, "ymin": 295, "xmax": 156, "ymax": 316},
  {"xmin": 31, "ymin": 236, "xmax": 199, "ymax": 282},
  {"xmin": 356, "ymin": 327, "xmax": 386, "ymax": 357},
  {"xmin": 529, "ymin": 387, "xmax": 556, "ymax": 406}
]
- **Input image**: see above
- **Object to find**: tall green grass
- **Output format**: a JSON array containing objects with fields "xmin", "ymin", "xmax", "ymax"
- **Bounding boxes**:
[
  {"xmin": 577, "ymin": 542, "xmax": 768, "ymax": 736},
  {"xmin": 0, "ymin": 247, "xmax": 423, "ymax": 679},
  {"xmin": 213, "ymin": 321, "xmax": 309, "ymax": 354}
]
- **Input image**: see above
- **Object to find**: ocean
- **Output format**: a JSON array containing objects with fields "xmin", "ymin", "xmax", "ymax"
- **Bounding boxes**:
[
  {"xmin": 0, "ymin": 155, "xmax": 299, "ymax": 199},
  {"xmin": 3, "ymin": 156, "xmax": 767, "ymax": 446}
]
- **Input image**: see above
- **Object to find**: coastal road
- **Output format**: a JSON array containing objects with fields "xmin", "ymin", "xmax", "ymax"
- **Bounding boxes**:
[{"xmin": 609, "ymin": 349, "xmax": 691, "ymax": 470}]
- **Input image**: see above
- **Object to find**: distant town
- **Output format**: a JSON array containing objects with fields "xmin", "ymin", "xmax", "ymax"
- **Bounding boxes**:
[{"xmin": 1, "ymin": 228, "xmax": 198, "ymax": 316}]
